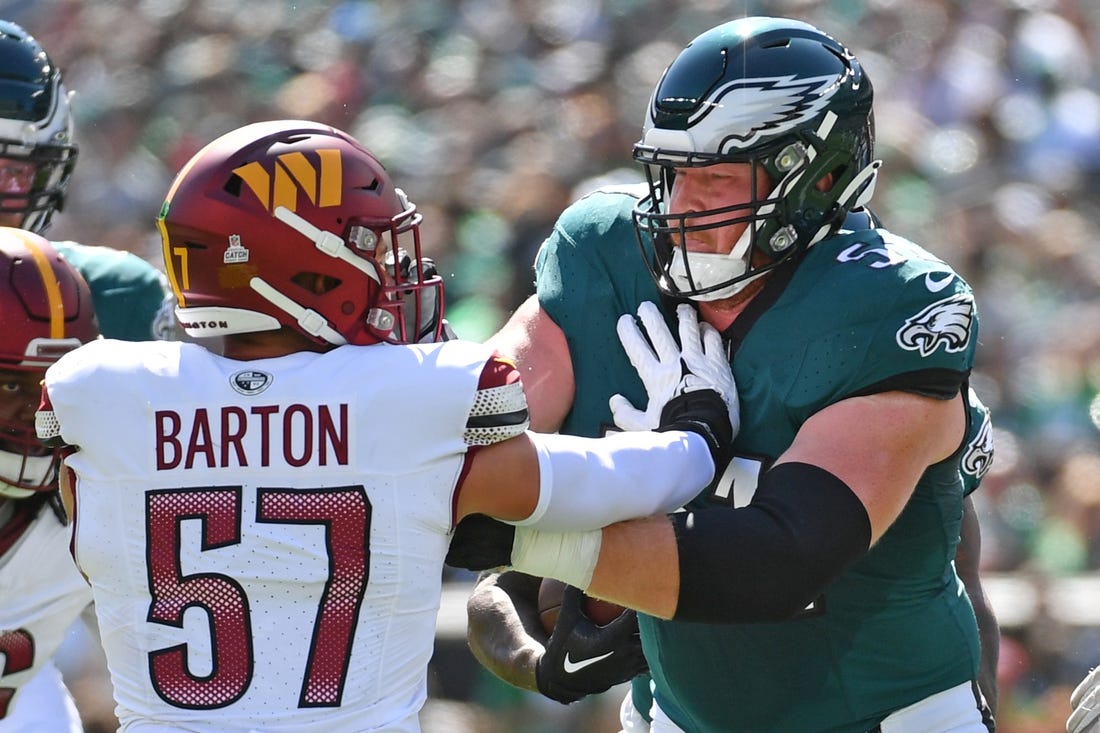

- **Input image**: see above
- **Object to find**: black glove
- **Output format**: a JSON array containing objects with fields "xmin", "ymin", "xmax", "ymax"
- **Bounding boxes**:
[
  {"xmin": 395, "ymin": 251, "xmax": 455, "ymax": 343},
  {"xmin": 656, "ymin": 387, "xmax": 735, "ymax": 467},
  {"xmin": 445, "ymin": 514, "xmax": 516, "ymax": 571},
  {"xmin": 535, "ymin": 585, "xmax": 649, "ymax": 704}
]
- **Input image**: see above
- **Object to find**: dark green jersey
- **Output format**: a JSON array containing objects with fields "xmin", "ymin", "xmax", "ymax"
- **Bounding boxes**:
[
  {"xmin": 53, "ymin": 241, "xmax": 167, "ymax": 342},
  {"xmin": 536, "ymin": 186, "xmax": 983, "ymax": 733}
]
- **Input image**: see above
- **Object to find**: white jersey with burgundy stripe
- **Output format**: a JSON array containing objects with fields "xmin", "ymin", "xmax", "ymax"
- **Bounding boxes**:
[
  {"xmin": 41, "ymin": 337, "xmax": 526, "ymax": 733},
  {"xmin": 0, "ymin": 504, "xmax": 92, "ymax": 730}
]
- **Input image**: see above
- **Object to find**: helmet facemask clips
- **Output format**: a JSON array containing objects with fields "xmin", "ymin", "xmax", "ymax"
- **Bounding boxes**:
[
  {"xmin": 634, "ymin": 112, "xmax": 880, "ymax": 302},
  {"xmin": 261, "ymin": 189, "xmax": 444, "ymax": 346},
  {"xmin": 630, "ymin": 17, "xmax": 881, "ymax": 302}
]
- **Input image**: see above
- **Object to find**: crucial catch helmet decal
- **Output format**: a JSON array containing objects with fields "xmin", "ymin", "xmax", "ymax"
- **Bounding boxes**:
[{"xmin": 895, "ymin": 293, "xmax": 974, "ymax": 356}]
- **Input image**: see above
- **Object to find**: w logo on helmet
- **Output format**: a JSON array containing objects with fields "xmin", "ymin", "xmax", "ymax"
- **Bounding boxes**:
[{"xmin": 233, "ymin": 149, "xmax": 343, "ymax": 213}]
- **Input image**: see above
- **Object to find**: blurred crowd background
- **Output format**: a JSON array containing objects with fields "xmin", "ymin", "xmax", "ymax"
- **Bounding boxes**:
[{"xmin": 3, "ymin": 0, "xmax": 1099, "ymax": 731}]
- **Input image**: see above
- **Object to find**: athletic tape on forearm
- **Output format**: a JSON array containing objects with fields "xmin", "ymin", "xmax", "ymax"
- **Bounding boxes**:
[
  {"xmin": 511, "ymin": 430, "xmax": 714, "ymax": 531},
  {"xmin": 511, "ymin": 527, "xmax": 602, "ymax": 590}
]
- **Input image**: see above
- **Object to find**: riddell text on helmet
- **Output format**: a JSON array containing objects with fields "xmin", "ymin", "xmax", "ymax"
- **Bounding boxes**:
[{"xmin": 154, "ymin": 403, "xmax": 349, "ymax": 470}]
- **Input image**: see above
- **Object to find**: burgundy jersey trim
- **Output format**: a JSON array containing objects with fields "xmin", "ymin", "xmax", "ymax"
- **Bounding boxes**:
[{"xmin": 464, "ymin": 353, "xmax": 529, "ymax": 447}]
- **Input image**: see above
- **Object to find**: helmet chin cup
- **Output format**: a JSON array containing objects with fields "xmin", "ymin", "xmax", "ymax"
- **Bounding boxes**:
[
  {"xmin": 670, "ymin": 249, "xmax": 768, "ymax": 302},
  {"xmin": 668, "ymin": 225, "xmax": 755, "ymax": 301},
  {"xmin": 0, "ymin": 482, "xmax": 35, "ymax": 500},
  {"xmin": 0, "ymin": 446, "xmax": 56, "ymax": 498}
]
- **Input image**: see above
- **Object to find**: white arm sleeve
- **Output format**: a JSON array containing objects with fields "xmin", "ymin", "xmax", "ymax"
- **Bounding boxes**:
[{"xmin": 510, "ymin": 429, "xmax": 715, "ymax": 530}]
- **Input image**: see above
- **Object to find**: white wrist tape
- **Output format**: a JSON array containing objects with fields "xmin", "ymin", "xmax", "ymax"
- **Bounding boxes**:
[
  {"xmin": 511, "ymin": 527, "xmax": 602, "ymax": 590},
  {"xmin": 511, "ymin": 430, "xmax": 714, "ymax": 531}
]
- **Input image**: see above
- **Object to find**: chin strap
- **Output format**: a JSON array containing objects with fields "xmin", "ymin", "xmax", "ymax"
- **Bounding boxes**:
[
  {"xmin": 274, "ymin": 206, "xmax": 382, "ymax": 282},
  {"xmin": 0, "ymin": 449, "xmax": 53, "ymax": 500},
  {"xmin": 807, "ymin": 160, "xmax": 881, "ymax": 248},
  {"xmin": 249, "ymin": 276, "xmax": 348, "ymax": 345},
  {"xmin": 262, "ymin": 206, "xmax": 397, "ymax": 344},
  {"xmin": 839, "ymin": 160, "xmax": 882, "ymax": 213}
]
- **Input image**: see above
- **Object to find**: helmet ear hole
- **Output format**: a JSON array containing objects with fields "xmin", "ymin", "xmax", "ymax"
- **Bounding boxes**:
[
  {"xmin": 291, "ymin": 272, "xmax": 342, "ymax": 295},
  {"xmin": 816, "ymin": 169, "xmax": 841, "ymax": 193}
]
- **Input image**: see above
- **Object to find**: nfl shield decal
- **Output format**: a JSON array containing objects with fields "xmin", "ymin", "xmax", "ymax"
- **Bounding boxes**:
[{"xmin": 230, "ymin": 369, "xmax": 273, "ymax": 395}]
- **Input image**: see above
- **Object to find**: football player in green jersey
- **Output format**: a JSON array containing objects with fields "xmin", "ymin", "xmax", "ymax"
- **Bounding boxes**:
[
  {"xmin": 453, "ymin": 16, "xmax": 998, "ymax": 733},
  {"xmin": 0, "ymin": 20, "xmax": 167, "ymax": 342}
]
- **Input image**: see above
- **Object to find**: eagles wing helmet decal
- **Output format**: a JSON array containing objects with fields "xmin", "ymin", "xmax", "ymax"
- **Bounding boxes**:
[
  {"xmin": 896, "ymin": 294, "xmax": 974, "ymax": 356},
  {"xmin": 681, "ymin": 74, "xmax": 843, "ymax": 152}
]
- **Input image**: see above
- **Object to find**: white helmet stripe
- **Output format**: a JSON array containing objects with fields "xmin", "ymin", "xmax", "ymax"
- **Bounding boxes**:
[{"xmin": 273, "ymin": 206, "xmax": 382, "ymax": 284}]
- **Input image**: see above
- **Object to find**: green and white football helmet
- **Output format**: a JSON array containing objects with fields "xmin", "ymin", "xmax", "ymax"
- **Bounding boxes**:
[
  {"xmin": 633, "ymin": 17, "xmax": 880, "ymax": 301},
  {"xmin": 0, "ymin": 21, "xmax": 78, "ymax": 234}
]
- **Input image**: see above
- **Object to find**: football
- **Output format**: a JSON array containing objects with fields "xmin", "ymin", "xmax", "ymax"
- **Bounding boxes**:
[{"xmin": 538, "ymin": 577, "xmax": 627, "ymax": 632}]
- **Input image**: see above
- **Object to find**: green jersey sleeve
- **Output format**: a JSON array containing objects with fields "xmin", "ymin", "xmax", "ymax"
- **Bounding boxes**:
[
  {"xmin": 534, "ymin": 186, "xmax": 663, "ymax": 437},
  {"xmin": 737, "ymin": 229, "xmax": 978, "ymax": 455},
  {"xmin": 53, "ymin": 240, "xmax": 168, "ymax": 342}
]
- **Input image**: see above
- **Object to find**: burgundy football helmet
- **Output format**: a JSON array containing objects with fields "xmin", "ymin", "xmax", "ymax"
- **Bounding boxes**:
[
  {"xmin": 0, "ymin": 227, "xmax": 98, "ymax": 498},
  {"xmin": 157, "ymin": 119, "xmax": 443, "ymax": 346}
]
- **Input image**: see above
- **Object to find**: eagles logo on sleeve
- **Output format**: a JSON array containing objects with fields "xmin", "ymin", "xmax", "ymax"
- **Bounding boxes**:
[
  {"xmin": 895, "ymin": 293, "xmax": 974, "ymax": 357},
  {"xmin": 961, "ymin": 405, "xmax": 994, "ymax": 482}
]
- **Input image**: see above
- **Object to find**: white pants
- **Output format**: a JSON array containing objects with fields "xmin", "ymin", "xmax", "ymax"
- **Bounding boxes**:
[
  {"xmin": 625, "ymin": 681, "xmax": 987, "ymax": 733},
  {"xmin": 0, "ymin": 661, "xmax": 82, "ymax": 733},
  {"xmin": 875, "ymin": 682, "xmax": 988, "ymax": 733},
  {"xmin": 618, "ymin": 691, "xmax": 650, "ymax": 733}
]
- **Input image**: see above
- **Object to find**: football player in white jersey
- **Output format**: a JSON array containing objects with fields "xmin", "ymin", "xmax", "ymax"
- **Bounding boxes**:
[
  {"xmin": 34, "ymin": 120, "xmax": 738, "ymax": 733},
  {"xmin": 0, "ymin": 229, "xmax": 100, "ymax": 732}
]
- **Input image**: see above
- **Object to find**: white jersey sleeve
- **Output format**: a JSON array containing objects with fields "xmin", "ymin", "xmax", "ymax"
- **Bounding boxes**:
[
  {"xmin": 460, "ymin": 353, "xmax": 529, "ymax": 446},
  {"xmin": 41, "ymin": 338, "xmax": 499, "ymax": 733},
  {"xmin": 0, "ymin": 660, "xmax": 82, "ymax": 733},
  {"xmin": 0, "ymin": 507, "xmax": 92, "ymax": 729}
]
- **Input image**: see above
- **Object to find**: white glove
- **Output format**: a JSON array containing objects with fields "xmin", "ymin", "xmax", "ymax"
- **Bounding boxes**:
[
  {"xmin": 1069, "ymin": 666, "xmax": 1100, "ymax": 733},
  {"xmin": 676, "ymin": 304, "xmax": 739, "ymax": 437},
  {"xmin": 610, "ymin": 301, "xmax": 739, "ymax": 439},
  {"xmin": 610, "ymin": 301, "xmax": 683, "ymax": 431}
]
